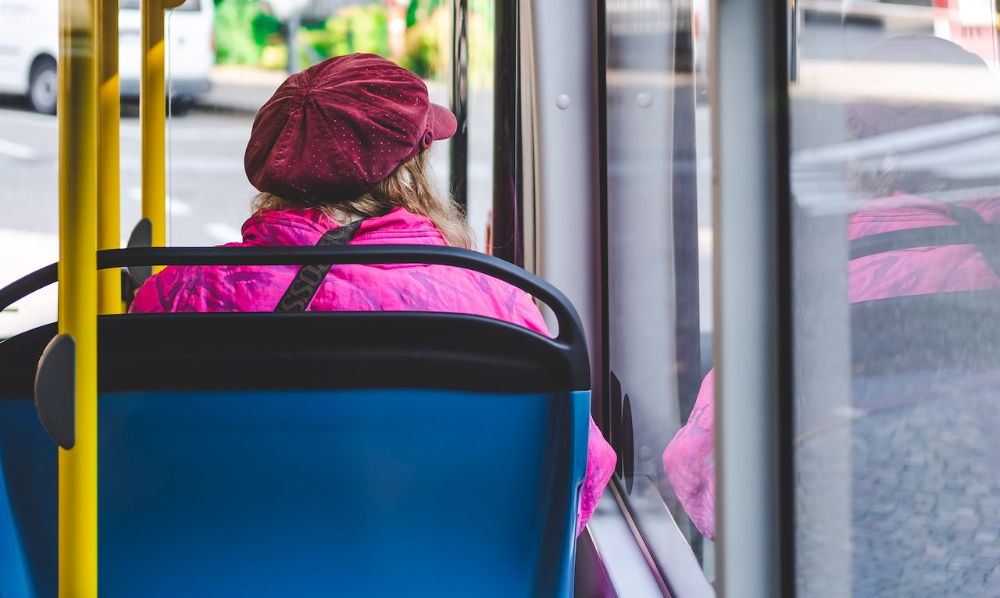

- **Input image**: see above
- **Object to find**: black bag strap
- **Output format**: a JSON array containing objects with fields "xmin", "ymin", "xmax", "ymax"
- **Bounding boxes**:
[
  {"xmin": 849, "ymin": 203, "xmax": 1000, "ymax": 279},
  {"xmin": 274, "ymin": 219, "xmax": 365, "ymax": 313}
]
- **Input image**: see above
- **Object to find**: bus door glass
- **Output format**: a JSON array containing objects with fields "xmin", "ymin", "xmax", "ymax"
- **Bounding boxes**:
[
  {"xmin": 158, "ymin": 0, "xmax": 248, "ymax": 247},
  {"xmin": 465, "ymin": 0, "xmax": 493, "ymax": 252},
  {"xmin": 161, "ymin": 1, "xmax": 462, "ymax": 248},
  {"xmin": 0, "ymin": 1, "xmax": 58, "ymax": 340},
  {"xmin": 603, "ymin": 0, "xmax": 715, "ymax": 585},
  {"xmin": 789, "ymin": 0, "xmax": 1000, "ymax": 594}
]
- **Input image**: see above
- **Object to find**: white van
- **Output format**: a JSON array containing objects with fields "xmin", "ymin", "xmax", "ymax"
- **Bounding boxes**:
[{"xmin": 0, "ymin": 0, "xmax": 214, "ymax": 114}]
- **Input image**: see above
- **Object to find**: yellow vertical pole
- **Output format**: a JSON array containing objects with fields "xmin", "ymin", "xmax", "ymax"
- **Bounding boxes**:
[
  {"xmin": 141, "ymin": 0, "xmax": 166, "ymax": 252},
  {"xmin": 58, "ymin": 0, "xmax": 98, "ymax": 594},
  {"xmin": 97, "ymin": 0, "xmax": 120, "ymax": 313}
]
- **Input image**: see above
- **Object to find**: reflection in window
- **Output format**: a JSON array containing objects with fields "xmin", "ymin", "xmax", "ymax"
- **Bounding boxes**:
[
  {"xmin": 604, "ymin": 0, "xmax": 715, "ymax": 583},
  {"xmin": 661, "ymin": 4, "xmax": 1000, "ymax": 594},
  {"xmin": 790, "ymin": 12, "xmax": 1000, "ymax": 594}
]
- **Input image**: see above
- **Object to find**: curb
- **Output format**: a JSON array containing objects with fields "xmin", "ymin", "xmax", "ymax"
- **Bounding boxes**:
[
  {"xmin": 192, "ymin": 66, "xmax": 286, "ymax": 116},
  {"xmin": 192, "ymin": 67, "xmax": 452, "ymax": 117},
  {"xmin": 192, "ymin": 92, "xmax": 266, "ymax": 117}
]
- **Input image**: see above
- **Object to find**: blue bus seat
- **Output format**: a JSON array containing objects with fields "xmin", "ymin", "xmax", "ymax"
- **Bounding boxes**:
[{"xmin": 0, "ymin": 312, "xmax": 590, "ymax": 597}]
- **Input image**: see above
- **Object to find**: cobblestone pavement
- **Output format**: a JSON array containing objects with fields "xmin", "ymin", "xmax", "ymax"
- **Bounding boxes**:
[{"xmin": 797, "ymin": 370, "xmax": 1000, "ymax": 597}]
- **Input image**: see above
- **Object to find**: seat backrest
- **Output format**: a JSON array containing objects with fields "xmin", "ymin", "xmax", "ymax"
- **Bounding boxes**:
[{"xmin": 0, "ymin": 312, "xmax": 590, "ymax": 597}]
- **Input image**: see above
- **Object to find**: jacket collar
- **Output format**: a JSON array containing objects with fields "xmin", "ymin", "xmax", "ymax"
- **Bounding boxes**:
[{"xmin": 240, "ymin": 206, "xmax": 445, "ymax": 246}]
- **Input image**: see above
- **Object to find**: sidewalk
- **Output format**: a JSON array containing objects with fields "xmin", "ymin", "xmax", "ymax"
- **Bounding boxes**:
[
  {"xmin": 194, "ymin": 65, "xmax": 288, "ymax": 115},
  {"xmin": 195, "ymin": 64, "xmax": 451, "ymax": 116}
]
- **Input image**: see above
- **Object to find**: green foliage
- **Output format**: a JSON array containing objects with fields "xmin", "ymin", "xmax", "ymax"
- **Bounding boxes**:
[
  {"xmin": 212, "ymin": 0, "xmax": 495, "ymax": 82},
  {"xmin": 470, "ymin": 0, "xmax": 493, "ymax": 31},
  {"xmin": 406, "ymin": 0, "xmax": 444, "ymax": 28},
  {"xmin": 213, "ymin": 0, "xmax": 265, "ymax": 65},
  {"xmin": 400, "ymin": 0, "xmax": 495, "ymax": 83},
  {"xmin": 400, "ymin": 6, "xmax": 446, "ymax": 78},
  {"xmin": 251, "ymin": 10, "xmax": 282, "ymax": 48},
  {"xmin": 323, "ymin": 4, "xmax": 390, "ymax": 59},
  {"xmin": 467, "ymin": 3, "xmax": 494, "ymax": 87},
  {"xmin": 260, "ymin": 44, "xmax": 289, "ymax": 70},
  {"xmin": 280, "ymin": 3, "xmax": 390, "ymax": 69}
]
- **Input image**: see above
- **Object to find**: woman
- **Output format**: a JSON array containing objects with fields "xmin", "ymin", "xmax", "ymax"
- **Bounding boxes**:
[{"xmin": 131, "ymin": 53, "xmax": 616, "ymax": 533}]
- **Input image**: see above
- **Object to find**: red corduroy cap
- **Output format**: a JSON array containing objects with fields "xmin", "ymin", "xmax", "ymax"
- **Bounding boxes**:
[{"xmin": 245, "ymin": 53, "xmax": 457, "ymax": 202}]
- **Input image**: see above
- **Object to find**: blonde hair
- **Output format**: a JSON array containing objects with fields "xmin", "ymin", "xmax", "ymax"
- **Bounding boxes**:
[
  {"xmin": 847, "ymin": 152, "xmax": 948, "ymax": 206},
  {"xmin": 252, "ymin": 150, "xmax": 472, "ymax": 249}
]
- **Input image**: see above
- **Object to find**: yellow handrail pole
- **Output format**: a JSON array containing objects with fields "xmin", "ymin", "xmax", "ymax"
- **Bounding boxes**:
[
  {"xmin": 58, "ymin": 0, "xmax": 99, "ymax": 594},
  {"xmin": 97, "ymin": 0, "xmax": 120, "ymax": 314},
  {"xmin": 141, "ymin": 0, "xmax": 166, "ymax": 253},
  {"xmin": 141, "ymin": 0, "xmax": 185, "ymax": 259}
]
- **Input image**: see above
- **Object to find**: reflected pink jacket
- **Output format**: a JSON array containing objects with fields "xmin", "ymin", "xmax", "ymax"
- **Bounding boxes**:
[
  {"xmin": 662, "ymin": 193, "xmax": 1000, "ymax": 540},
  {"xmin": 131, "ymin": 206, "xmax": 617, "ymax": 534}
]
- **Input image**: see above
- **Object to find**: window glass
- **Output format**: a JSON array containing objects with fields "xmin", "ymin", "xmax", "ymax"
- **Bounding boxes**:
[
  {"xmin": 790, "ymin": 1, "xmax": 1000, "ymax": 594},
  {"xmin": 604, "ymin": 0, "xmax": 715, "ymax": 581},
  {"xmin": 0, "ymin": 0, "xmax": 59, "ymax": 338},
  {"xmin": 465, "ymin": 0, "xmax": 493, "ymax": 251},
  {"xmin": 164, "ymin": 0, "xmax": 453, "ymax": 246},
  {"xmin": 120, "ymin": 0, "xmax": 201, "ymax": 10},
  {"xmin": 0, "ymin": 1, "xmax": 458, "ymax": 337}
]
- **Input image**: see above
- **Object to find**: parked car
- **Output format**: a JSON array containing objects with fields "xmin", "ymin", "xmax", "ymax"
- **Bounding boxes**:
[{"xmin": 0, "ymin": 0, "xmax": 214, "ymax": 114}]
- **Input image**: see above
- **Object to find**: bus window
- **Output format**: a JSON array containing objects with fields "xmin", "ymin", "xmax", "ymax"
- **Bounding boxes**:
[
  {"xmin": 466, "ymin": 0, "xmax": 494, "ymax": 252},
  {"xmin": 603, "ymin": 0, "xmax": 715, "ymax": 585},
  {"xmin": 160, "ymin": 2, "xmax": 457, "ymax": 248},
  {"xmin": 0, "ymin": 0, "xmax": 59, "ymax": 338},
  {"xmin": 790, "ymin": 1, "xmax": 1000, "ymax": 594}
]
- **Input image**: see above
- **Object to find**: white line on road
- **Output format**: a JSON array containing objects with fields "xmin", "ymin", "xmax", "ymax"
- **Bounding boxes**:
[
  {"xmin": 205, "ymin": 222, "xmax": 242, "ymax": 243},
  {"xmin": 0, "ymin": 109, "xmax": 58, "ymax": 129},
  {"xmin": 167, "ymin": 199, "xmax": 192, "ymax": 217},
  {"xmin": 0, "ymin": 138, "xmax": 41, "ymax": 160},
  {"xmin": 119, "ymin": 125, "xmax": 251, "ymax": 142},
  {"xmin": 127, "ymin": 186, "xmax": 193, "ymax": 217},
  {"xmin": 120, "ymin": 156, "xmax": 246, "ymax": 173}
]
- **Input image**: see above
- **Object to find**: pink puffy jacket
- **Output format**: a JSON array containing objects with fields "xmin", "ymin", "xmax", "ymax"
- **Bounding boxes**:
[
  {"xmin": 662, "ymin": 193, "xmax": 1000, "ymax": 540},
  {"xmin": 132, "ymin": 206, "xmax": 617, "ymax": 534}
]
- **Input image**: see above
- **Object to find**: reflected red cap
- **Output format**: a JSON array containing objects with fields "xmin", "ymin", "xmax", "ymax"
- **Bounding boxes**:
[
  {"xmin": 244, "ymin": 53, "xmax": 457, "ymax": 202},
  {"xmin": 848, "ymin": 35, "xmax": 993, "ymax": 138}
]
